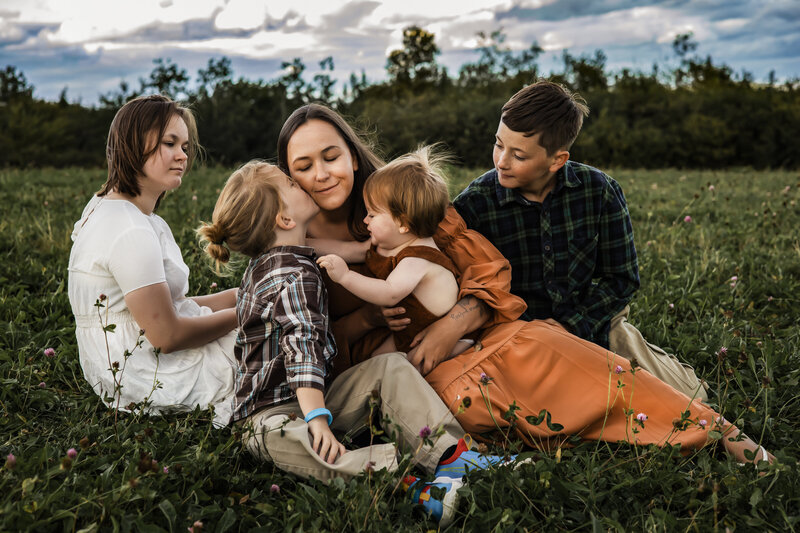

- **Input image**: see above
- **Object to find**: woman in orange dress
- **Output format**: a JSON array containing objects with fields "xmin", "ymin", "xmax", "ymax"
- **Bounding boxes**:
[{"xmin": 275, "ymin": 103, "xmax": 772, "ymax": 464}]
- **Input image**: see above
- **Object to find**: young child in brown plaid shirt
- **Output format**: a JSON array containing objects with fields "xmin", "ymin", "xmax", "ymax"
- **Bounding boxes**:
[{"xmin": 198, "ymin": 161, "xmax": 516, "ymax": 522}]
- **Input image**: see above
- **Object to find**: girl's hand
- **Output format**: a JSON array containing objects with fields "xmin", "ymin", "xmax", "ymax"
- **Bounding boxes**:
[
  {"xmin": 317, "ymin": 254, "xmax": 349, "ymax": 283},
  {"xmin": 307, "ymin": 417, "xmax": 346, "ymax": 464}
]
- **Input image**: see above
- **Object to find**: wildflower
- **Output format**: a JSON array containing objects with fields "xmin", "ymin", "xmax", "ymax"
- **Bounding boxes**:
[
  {"xmin": 699, "ymin": 419, "xmax": 708, "ymax": 428},
  {"xmin": 210, "ymin": 282, "xmax": 218, "ymax": 289},
  {"xmin": 365, "ymin": 461, "xmax": 375, "ymax": 473},
  {"xmin": 767, "ymin": 296, "xmax": 774, "ymax": 302},
  {"xmin": 188, "ymin": 520, "xmax": 203, "ymax": 532},
  {"xmin": 99, "ymin": 293, "xmax": 107, "ymax": 301},
  {"xmin": 683, "ymin": 215, "xmax": 692, "ymax": 223},
  {"xmin": 191, "ymin": 195, "xmax": 198, "ymax": 201},
  {"xmin": 730, "ymin": 276, "xmax": 738, "ymax": 282},
  {"xmin": 718, "ymin": 346, "xmax": 728, "ymax": 355},
  {"xmin": 38, "ymin": 381, "xmax": 46, "ymax": 389},
  {"xmin": 67, "ymin": 448, "xmax": 77, "ymax": 459},
  {"xmin": 44, "ymin": 347, "xmax": 55, "ymax": 357},
  {"xmin": 4, "ymin": 453, "xmax": 16, "ymax": 470},
  {"xmin": 614, "ymin": 365, "xmax": 623, "ymax": 374},
  {"xmin": 668, "ymin": 303, "xmax": 674, "ymax": 309},
  {"xmin": 270, "ymin": 484, "xmax": 280, "ymax": 494},
  {"xmin": 79, "ymin": 437, "xmax": 90, "ymax": 449},
  {"xmin": 419, "ymin": 425, "xmax": 432, "ymax": 439},
  {"xmin": 461, "ymin": 396, "xmax": 472, "ymax": 409},
  {"xmin": 756, "ymin": 341, "xmax": 763, "ymax": 347},
  {"xmin": 480, "ymin": 372, "xmax": 491, "ymax": 385},
  {"xmin": 636, "ymin": 413, "xmax": 648, "ymax": 422},
  {"xmin": 163, "ymin": 466, "xmax": 169, "ymax": 474},
  {"xmin": 61, "ymin": 457, "xmax": 72, "ymax": 470},
  {"xmin": 708, "ymin": 185, "xmax": 715, "ymax": 191},
  {"xmin": 782, "ymin": 185, "xmax": 791, "ymax": 194},
  {"xmin": 730, "ymin": 281, "xmax": 736, "ymax": 288}
]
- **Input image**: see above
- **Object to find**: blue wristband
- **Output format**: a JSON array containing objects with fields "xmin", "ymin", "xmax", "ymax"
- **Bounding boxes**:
[{"xmin": 304, "ymin": 408, "xmax": 333, "ymax": 426}]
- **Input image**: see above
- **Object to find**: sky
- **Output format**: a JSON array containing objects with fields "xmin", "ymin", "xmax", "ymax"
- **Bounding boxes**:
[{"xmin": 1, "ymin": 0, "xmax": 799, "ymax": 105}]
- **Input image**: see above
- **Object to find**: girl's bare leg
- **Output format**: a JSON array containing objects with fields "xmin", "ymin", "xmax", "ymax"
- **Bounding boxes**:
[{"xmin": 720, "ymin": 425, "xmax": 775, "ymax": 464}]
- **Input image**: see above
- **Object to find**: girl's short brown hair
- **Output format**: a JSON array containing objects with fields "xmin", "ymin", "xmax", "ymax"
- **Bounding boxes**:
[
  {"xmin": 98, "ymin": 94, "xmax": 200, "ymax": 207},
  {"xmin": 197, "ymin": 161, "xmax": 287, "ymax": 270},
  {"xmin": 501, "ymin": 79, "xmax": 589, "ymax": 155},
  {"xmin": 364, "ymin": 145, "xmax": 450, "ymax": 238}
]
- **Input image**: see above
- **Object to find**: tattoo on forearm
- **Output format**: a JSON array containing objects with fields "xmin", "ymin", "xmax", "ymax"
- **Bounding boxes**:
[{"xmin": 449, "ymin": 297, "xmax": 488, "ymax": 322}]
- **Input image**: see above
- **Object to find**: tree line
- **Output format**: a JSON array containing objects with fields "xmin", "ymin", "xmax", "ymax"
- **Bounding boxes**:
[{"xmin": 1, "ymin": 28, "xmax": 798, "ymax": 169}]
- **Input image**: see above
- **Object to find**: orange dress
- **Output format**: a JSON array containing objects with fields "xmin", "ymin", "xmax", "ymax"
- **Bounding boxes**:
[{"xmin": 329, "ymin": 207, "xmax": 724, "ymax": 451}]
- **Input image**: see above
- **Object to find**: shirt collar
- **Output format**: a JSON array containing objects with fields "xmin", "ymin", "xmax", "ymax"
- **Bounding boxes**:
[
  {"xmin": 266, "ymin": 244, "xmax": 317, "ymax": 259},
  {"xmin": 494, "ymin": 161, "xmax": 582, "ymax": 206}
]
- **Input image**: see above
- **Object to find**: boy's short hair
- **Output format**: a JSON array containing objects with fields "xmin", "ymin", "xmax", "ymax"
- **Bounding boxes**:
[
  {"xmin": 501, "ymin": 79, "xmax": 589, "ymax": 155},
  {"xmin": 364, "ymin": 145, "xmax": 449, "ymax": 238}
]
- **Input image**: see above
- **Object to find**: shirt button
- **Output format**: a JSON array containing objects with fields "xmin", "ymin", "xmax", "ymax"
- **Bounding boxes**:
[{"xmin": 544, "ymin": 244, "xmax": 551, "ymax": 251}]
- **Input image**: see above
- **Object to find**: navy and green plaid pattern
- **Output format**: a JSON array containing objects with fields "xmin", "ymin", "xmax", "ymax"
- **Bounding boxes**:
[
  {"xmin": 453, "ymin": 161, "xmax": 639, "ymax": 348},
  {"xmin": 231, "ymin": 245, "xmax": 336, "ymax": 421}
]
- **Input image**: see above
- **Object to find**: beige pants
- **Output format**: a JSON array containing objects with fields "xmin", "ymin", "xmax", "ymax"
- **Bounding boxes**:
[
  {"xmin": 241, "ymin": 352, "xmax": 462, "ymax": 482},
  {"xmin": 608, "ymin": 305, "xmax": 708, "ymax": 402}
]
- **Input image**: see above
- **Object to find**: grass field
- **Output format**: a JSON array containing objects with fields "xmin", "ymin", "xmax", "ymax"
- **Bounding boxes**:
[{"xmin": 1, "ymin": 166, "xmax": 798, "ymax": 532}]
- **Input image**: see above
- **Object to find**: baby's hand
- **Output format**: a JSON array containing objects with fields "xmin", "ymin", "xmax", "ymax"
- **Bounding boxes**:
[{"xmin": 317, "ymin": 254, "xmax": 349, "ymax": 283}]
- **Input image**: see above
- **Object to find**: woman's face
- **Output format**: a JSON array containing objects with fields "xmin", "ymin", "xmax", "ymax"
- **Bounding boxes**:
[
  {"xmin": 140, "ymin": 114, "xmax": 189, "ymax": 196},
  {"xmin": 285, "ymin": 119, "xmax": 358, "ymax": 212}
]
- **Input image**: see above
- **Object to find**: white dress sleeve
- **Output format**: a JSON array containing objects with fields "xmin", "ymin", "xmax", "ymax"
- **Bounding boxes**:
[{"xmin": 108, "ymin": 227, "xmax": 167, "ymax": 295}]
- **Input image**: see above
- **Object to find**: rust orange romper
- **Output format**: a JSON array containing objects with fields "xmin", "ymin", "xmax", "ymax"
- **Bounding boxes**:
[{"xmin": 328, "ymin": 207, "xmax": 727, "ymax": 452}]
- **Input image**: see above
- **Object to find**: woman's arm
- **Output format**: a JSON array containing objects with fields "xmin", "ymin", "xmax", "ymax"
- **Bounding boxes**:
[
  {"xmin": 191, "ymin": 288, "xmax": 237, "ymax": 311},
  {"xmin": 308, "ymin": 238, "xmax": 370, "ymax": 263},
  {"xmin": 406, "ymin": 295, "xmax": 490, "ymax": 375},
  {"xmin": 125, "ymin": 282, "xmax": 237, "ymax": 353}
]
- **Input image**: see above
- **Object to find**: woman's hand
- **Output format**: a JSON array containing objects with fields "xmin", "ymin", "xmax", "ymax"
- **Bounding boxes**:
[
  {"xmin": 407, "ymin": 296, "xmax": 489, "ymax": 375},
  {"xmin": 307, "ymin": 417, "xmax": 346, "ymax": 464},
  {"xmin": 317, "ymin": 254, "xmax": 350, "ymax": 283}
]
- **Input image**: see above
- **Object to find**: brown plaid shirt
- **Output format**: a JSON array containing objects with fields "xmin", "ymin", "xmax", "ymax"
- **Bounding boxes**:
[{"xmin": 231, "ymin": 245, "xmax": 336, "ymax": 421}]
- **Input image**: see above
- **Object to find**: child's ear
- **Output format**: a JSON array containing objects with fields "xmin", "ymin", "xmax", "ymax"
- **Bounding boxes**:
[
  {"xmin": 275, "ymin": 212, "xmax": 296, "ymax": 230},
  {"xmin": 549, "ymin": 150, "xmax": 569, "ymax": 173}
]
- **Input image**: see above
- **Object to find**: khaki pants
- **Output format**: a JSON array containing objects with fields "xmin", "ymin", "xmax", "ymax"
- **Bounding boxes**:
[
  {"xmin": 241, "ymin": 352, "xmax": 462, "ymax": 481},
  {"xmin": 608, "ymin": 305, "xmax": 708, "ymax": 402}
]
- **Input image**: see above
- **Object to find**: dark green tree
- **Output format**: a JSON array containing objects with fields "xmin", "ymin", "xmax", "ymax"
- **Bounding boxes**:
[
  {"xmin": 139, "ymin": 58, "xmax": 189, "ymax": 98},
  {"xmin": 386, "ymin": 26, "xmax": 441, "ymax": 85}
]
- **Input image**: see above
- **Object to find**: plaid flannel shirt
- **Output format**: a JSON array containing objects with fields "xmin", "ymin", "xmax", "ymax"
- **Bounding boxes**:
[
  {"xmin": 453, "ymin": 161, "xmax": 639, "ymax": 348},
  {"xmin": 231, "ymin": 245, "xmax": 336, "ymax": 421}
]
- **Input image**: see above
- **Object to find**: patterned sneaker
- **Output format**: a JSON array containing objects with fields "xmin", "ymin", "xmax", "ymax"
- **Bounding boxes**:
[
  {"xmin": 402, "ymin": 475, "xmax": 463, "ymax": 527},
  {"xmin": 434, "ymin": 436, "xmax": 517, "ymax": 480}
]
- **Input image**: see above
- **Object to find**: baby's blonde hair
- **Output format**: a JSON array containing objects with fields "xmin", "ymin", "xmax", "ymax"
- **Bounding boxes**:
[
  {"xmin": 197, "ymin": 160, "xmax": 287, "ymax": 270},
  {"xmin": 363, "ymin": 145, "xmax": 450, "ymax": 238}
]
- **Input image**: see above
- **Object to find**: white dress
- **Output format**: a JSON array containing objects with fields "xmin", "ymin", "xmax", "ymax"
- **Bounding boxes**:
[{"xmin": 68, "ymin": 196, "xmax": 236, "ymax": 426}]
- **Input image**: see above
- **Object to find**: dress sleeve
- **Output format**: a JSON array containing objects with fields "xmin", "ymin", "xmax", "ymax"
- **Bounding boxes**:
[
  {"xmin": 108, "ymin": 227, "xmax": 167, "ymax": 295},
  {"xmin": 433, "ymin": 206, "xmax": 527, "ymax": 327}
]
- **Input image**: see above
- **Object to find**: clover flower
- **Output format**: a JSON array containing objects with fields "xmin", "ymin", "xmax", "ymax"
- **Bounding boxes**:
[
  {"xmin": 67, "ymin": 448, "xmax": 77, "ymax": 459},
  {"xmin": 614, "ymin": 365, "xmax": 623, "ymax": 374},
  {"xmin": 210, "ymin": 282, "xmax": 218, "ymax": 289},
  {"xmin": 699, "ymin": 419, "xmax": 707, "ymax": 428},
  {"xmin": 480, "ymin": 372, "xmax": 492, "ymax": 385},
  {"xmin": 44, "ymin": 347, "xmax": 55, "ymax": 357},
  {"xmin": 38, "ymin": 381, "xmax": 46, "ymax": 389},
  {"xmin": 636, "ymin": 413, "xmax": 648, "ymax": 422},
  {"xmin": 683, "ymin": 215, "xmax": 692, "ymax": 223},
  {"xmin": 5, "ymin": 453, "xmax": 16, "ymax": 470},
  {"xmin": 188, "ymin": 520, "xmax": 203, "ymax": 532},
  {"xmin": 419, "ymin": 425, "xmax": 432, "ymax": 439},
  {"xmin": 270, "ymin": 484, "xmax": 280, "ymax": 494}
]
